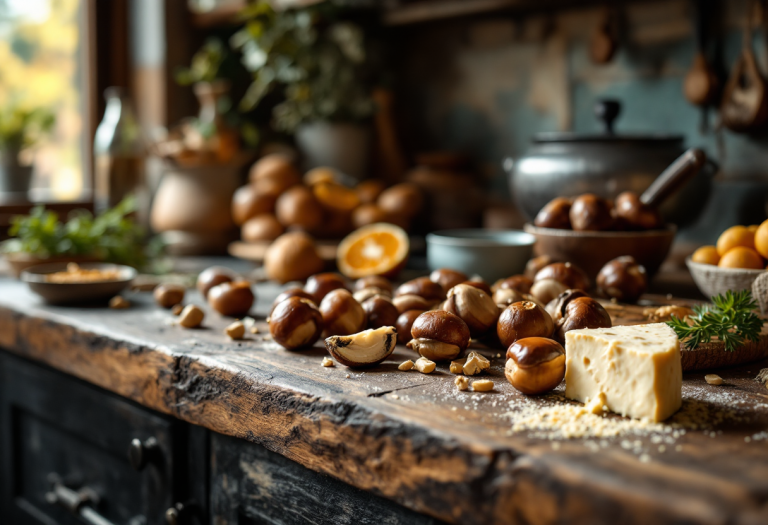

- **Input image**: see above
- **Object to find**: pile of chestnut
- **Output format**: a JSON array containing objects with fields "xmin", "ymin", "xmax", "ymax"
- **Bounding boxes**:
[
  {"xmin": 267, "ymin": 254, "xmax": 648, "ymax": 395},
  {"xmin": 535, "ymin": 191, "xmax": 663, "ymax": 231}
]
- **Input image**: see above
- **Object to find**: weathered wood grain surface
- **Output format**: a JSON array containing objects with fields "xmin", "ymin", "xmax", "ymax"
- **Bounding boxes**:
[{"xmin": 0, "ymin": 280, "xmax": 767, "ymax": 525}]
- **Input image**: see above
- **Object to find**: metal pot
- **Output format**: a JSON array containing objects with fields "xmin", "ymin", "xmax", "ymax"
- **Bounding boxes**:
[{"xmin": 504, "ymin": 100, "xmax": 713, "ymax": 226}]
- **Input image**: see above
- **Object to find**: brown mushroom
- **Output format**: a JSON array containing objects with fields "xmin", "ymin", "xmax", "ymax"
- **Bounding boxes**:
[
  {"xmin": 319, "ymin": 289, "xmax": 366, "ymax": 338},
  {"xmin": 554, "ymin": 297, "xmax": 612, "ymax": 343},
  {"xmin": 596, "ymin": 256, "xmax": 647, "ymax": 303},
  {"xmin": 505, "ymin": 337, "xmax": 566, "ymax": 395},
  {"xmin": 409, "ymin": 310, "xmax": 471, "ymax": 361},
  {"xmin": 269, "ymin": 296, "xmax": 323, "ymax": 350},
  {"xmin": 534, "ymin": 197, "xmax": 573, "ymax": 229},
  {"xmin": 569, "ymin": 194, "xmax": 613, "ymax": 231},
  {"xmin": 497, "ymin": 301, "xmax": 554, "ymax": 348}
]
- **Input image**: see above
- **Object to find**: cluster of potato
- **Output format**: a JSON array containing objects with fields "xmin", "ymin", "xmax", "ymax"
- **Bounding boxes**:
[
  {"xmin": 535, "ymin": 192, "xmax": 663, "ymax": 231},
  {"xmin": 232, "ymin": 154, "xmax": 423, "ymax": 241}
]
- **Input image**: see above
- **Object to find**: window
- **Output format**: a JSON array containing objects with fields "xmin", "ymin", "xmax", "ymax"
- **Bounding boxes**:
[{"xmin": 0, "ymin": 0, "xmax": 86, "ymax": 200}]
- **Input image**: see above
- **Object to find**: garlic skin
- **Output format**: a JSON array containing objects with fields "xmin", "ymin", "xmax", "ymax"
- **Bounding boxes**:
[
  {"xmin": 325, "ymin": 326, "xmax": 397, "ymax": 367},
  {"xmin": 443, "ymin": 283, "xmax": 499, "ymax": 336}
]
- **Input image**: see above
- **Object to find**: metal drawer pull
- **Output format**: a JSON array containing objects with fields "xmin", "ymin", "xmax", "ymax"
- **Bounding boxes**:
[
  {"xmin": 45, "ymin": 474, "xmax": 117, "ymax": 525},
  {"xmin": 128, "ymin": 436, "xmax": 159, "ymax": 471}
]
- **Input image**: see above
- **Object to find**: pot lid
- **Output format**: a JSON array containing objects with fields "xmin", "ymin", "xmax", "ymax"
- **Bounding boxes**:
[{"xmin": 533, "ymin": 100, "xmax": 684, "ymax": 144}]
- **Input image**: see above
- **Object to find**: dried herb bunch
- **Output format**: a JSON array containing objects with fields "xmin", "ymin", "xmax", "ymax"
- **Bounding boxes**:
[{"xmin": 667, "ymin": 290, "xmax": 765, "ymax": 352}]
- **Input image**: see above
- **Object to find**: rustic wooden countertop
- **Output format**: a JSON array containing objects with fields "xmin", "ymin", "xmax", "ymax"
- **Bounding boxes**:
[{"xmin": 0, "ymin": 278, "xmax": 767, "ymax": 525}]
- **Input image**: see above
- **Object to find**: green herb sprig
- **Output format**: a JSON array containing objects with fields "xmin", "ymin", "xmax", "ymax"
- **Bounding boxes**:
[{"xmin": 666, "ymin": 290, "xmax": 765, "ymax": 352}]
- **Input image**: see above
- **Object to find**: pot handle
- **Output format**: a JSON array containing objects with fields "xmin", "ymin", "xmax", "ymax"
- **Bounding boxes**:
[{"xmin": 640, "ymin": 148, "xmax": 706, "ymax": 208}]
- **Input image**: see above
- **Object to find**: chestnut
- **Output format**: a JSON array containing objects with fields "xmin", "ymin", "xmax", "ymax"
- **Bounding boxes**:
[
  {"xmin": 275, "ymin": 186, "xmax": 323, "ymax": 231},
  {"xmin": 241, "ymin": 214, "xmax": 284, "ymax": 242},
  {"xmin": 525, "ymin": 255, "xmax": 555, "ymax": 280},
  {"xmin": 395, "ymin": 277, "xmax": 446, "ymax": 302},
  {"xmin": 395, "ymin": 309, "xmax": 426, "ymax": 345},
  {"xmin": 442, "ymin": 283, "xmax": 499, "ymax": 337},
  {"xmin": 529, "ymin": 279, "xmax": 569, "ymax": 305},
  {"xmin": 392, "ymin": 294, "xmax": 436, "ymax": 314},
  {"xmin": 304, "ymin": 273, "xmax": 347, "ymax": 304},
  {"xmin": 319, "ymin": 289, "xmax": 366, "ymax": 338},
  {"xmin": 154, "ymin": 283, "xmax": 185, "ymax": 309},
  {"xmin": 269, "ymin": 296, "xmax": 324, "ymax": 349},
  {"xmin": 497, "ymin": 301, "xmax": 554, "ymax": 348},
  {"xmin": 408, "ymin": 310, "xmax": 470, "ymax": 361},
  {"xmin": 197, "ymin": 266, "xmax": 237, "ymax": 299},
  {"xmin": 362, "ymin": 296, "xmax": 399, "ymax": 329},
  {"xmin": 505, "ymin": 337, "xmax": 566, "ymax": 395},
  {"xmin": 354, "ymin": 276, "xmax": 393, "ymax": 294},
  {"xmin": 493, "ymin": 288, "xmax": 526, "ymax": 307},
  {"xmin": 596, "ymin": 256, "xmax": 647, "ymax": 303},
  {"xmin": 208, "ymin": 281, "xmax": 255, "ymax": 318},
  {"xmin": 534, "ymin": 197, "xmax": 572, "ymax": 229},
  {"xmin": 569, "ymin": 194, "xmax": 613, "ymax": 231},
  {"xmin": 545, "ymin": 289, "xmax": 589, "ymax": 324},
  {"xmin": 429, "ymin": 268, "xmax": 468, "ymax": 293},
  {"xmin": 353, "ymin": 287, "xmax": 391, "ymax": 304},
  {"xmin": 270, "ymin": 288, "xmax": 315, "ymax": 316},
  {"xmin": 232, "ymin": 184, "xmax": 276, "ymax": 226},
  {"xmin": 554, "ymin": 297, "xmax": 612, "ymax": 343},
  {"xmin": 462, "ymin": 279, "xmax": 492, "ymax": 295},
  {"xmin": 534, "ymin": 262, "xmax": 590, "ymax": 291},
  {"xmin": 492, "ymin": 275, "xmax": 533, "ymax": 294},
  {"xmin": 264, "ymin": 232, "xmax": 324, "ymax": 284},
  {"xmin": 614, "ymin": 191, "xmax": 662, "ymax": 231}
]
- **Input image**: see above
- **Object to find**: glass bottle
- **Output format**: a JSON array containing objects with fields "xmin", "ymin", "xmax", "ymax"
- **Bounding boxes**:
[{"xmin": 93, "ymin": 87, "xmax": 148, "ymax": 224}]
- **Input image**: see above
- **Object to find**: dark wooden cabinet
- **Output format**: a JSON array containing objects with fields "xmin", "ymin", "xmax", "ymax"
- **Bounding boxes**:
[{"xmin": 0, "ymin": 353, "xmax": 208, "ymax": 525}]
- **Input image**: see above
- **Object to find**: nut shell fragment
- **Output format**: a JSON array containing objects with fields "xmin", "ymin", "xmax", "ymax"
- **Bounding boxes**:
[
  {"xmin": 325, "ymin": 326, "xmax": 397, "ymax": 367},
  {"xmin": 414, "ymin": 357, "xmax": 436, "ymax": 374},
  {"xmin": 472, "ymin": 379, "xmax": 494, "ymax": 392}
]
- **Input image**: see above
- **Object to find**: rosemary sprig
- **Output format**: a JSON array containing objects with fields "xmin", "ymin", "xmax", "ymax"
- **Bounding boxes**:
[{"xmin": 666, "ymin": 290, "xmax": 765, "ymax": 352}]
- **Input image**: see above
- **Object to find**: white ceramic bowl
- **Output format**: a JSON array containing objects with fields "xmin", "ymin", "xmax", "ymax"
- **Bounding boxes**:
[
  {"xmin": 426, "ymin": 229, "xmax": 536, "ymax": 283},
  {"xmin": 686, "ymin": 257, "xmax": 765, "ymax": 298}
]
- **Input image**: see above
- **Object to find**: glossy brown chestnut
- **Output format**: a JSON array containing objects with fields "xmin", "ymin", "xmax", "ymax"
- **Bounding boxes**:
[
  {"xmin": 353, "ymin": 287, "xmax": 391, "ymax": 304},
  {"xmin": 534, "ymin": 197, "xmax": 572, "ymax": 229},
  {"xmin": 545, "ymin": 289, "xmax": 589, "ymax": 324},
  {"xmin": 197, "ymin": 266, "xmax": 237, "ymax": 298},
  {"xmin": 395, "ymin": 309, "xmax": 426, "ymax": 345},
  {"xmin": 154, "ymin": 283, "xmax": 185, "ymax": 309},
  {"xmin": 392, "ymin": 294, "xmax": 437, "ymax": 314},
  {"xmin": 493, "ymin": 288, "xmax": 526, "ymax": 307},
  {"xmin": 534, "ymin": 262, "xmax": 591, "ymax": 291},
  {"xmin": 395, "ymin": 277, "xmax": 446, "ymax": 301},
  {"xmin": 429, "ymin": 268, "xmax": 469, "ymax": 294},
  {"xmin": 569, "ymin": 194, "xmax": 613, "ymax": 231},
  {"xmin": 524, "ymin": 255, "xmax": 555, "ymax": 280},
  {"xmin": 319, "ymin": 289, "xmax": 366, "ymax": 338},
  {"xmin": 443, "ymin": 283, "xmax": 499, "ymax": 336},
  {"xmin": 270, "ymin": 288, "xmax": 315, "ymax": 316},
  {"xmin": 596, "ymin": 256, "xmax": 647, "ymax": 303},
  {"xmin": 208, "ymin": 281, "xmax": 255, "ymax": 318},
  {"xmin": 497, "ymin": 301, "xmax": 554, "ymax": 349},
  {"xmin": 269, "ymin": 296, "xmax": 323, "ymax": 350},
  {"xmin": 529, "ymin": 279, "xmax": 569, "ymax": 305},
  {"xmin": 409, "ymin": 310, "xmax": 471, "ymax": 361},
  {"xmin": 462, "ymin": 279, "xmax": 492, "ymax": 295},
  {"xmin": 505, "ymin": 337, "xmax": 566, "ymax": 395},
  {"xmin": 614, "ymin": 191, "xmax": 662, "ymax": 231},
  {"xmin": 304, "ymin": 272, "xmax": 347, "ymax": 304},
  {"xmin": 554, "ymin": 297, "xmax": 612, "ymax": 343},
  {"xmin": 362, "ymin": 296, "xmax": 399, "ymax": 329},
  {"xmin": 354, "ymin": 275, "xmax": 393, "ymax": 294},
  {"xmin": 492, "ymin": 275, "xmax": 533, "ymax": 294}
]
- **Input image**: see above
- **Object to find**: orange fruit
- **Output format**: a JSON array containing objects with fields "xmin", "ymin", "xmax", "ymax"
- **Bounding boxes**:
[
  {"xmin": 312, "ymin": 182, "xmax": 360, "ymax": 213},
  {"xmin": 716, "ymin": 225, "xmax": 755, "ymax": 256},
  {"xmin": 304, "ymin": 167, "xmax": 340, "ymax": 187},
  {"xmin": 717, "ymin": 247, "xmax": 764, "ymax": 270},
  {"xmin": 691, "ymin": 245, "xmax": 720, "ymax": 265},
  {"xmin": 754, "ymin": 219, "xmax": 768, "ymax": 258},
  {"xmin": 337, "ymin": 223, "xmax": 409, "ymax": 279},
  {"xmin": 748, "ymin": 224, "xmax": 760, "ymax": 233}
]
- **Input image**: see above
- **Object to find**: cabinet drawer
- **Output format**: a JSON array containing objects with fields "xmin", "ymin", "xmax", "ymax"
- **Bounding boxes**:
[
  {"xmin": 0, "ymin": 353, "xmax": 206, "ymax": 525},
  {"xmin": 211, "ymin": 433, "xmax": 443, "ymax": 525}
]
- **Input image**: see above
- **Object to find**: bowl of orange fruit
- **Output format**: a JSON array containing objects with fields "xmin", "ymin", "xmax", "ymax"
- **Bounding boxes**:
[{"xmin": 687, "ymin": 222, "xmax": 768, "ymax": 297}]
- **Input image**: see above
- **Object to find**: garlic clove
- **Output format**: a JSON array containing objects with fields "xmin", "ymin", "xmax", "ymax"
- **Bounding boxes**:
[{"xmin": 325, "ymin": 326, "xmax": 397, "ymax": 367}]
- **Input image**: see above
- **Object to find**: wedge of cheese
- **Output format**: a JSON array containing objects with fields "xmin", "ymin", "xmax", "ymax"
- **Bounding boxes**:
[{"xmin": 564, "ymin": 323, "xmax": 682, "ymax": 422}]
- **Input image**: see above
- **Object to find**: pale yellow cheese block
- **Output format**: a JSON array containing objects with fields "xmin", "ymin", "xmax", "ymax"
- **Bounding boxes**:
[{"xmin": 564, "ymin": 323, "xmax": 682, "ymax": 422}]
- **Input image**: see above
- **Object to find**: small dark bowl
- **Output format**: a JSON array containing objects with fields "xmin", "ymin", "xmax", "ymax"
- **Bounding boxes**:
[{"xmin": 21, "ymin": 262, "xmax": 137, "ymax": 305}]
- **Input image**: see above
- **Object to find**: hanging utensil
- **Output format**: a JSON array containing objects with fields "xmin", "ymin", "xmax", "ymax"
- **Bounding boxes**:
[
  {"xmin": 684, "ymin": 0, "xmax": 719, "ymax": 107},
  {"xmin": 720, "ymin": 0, "xmax": 768, "ymax": 132},
  {"xmin": 590, "ymin": 7, "xmax": 618, "ymax": 65}
]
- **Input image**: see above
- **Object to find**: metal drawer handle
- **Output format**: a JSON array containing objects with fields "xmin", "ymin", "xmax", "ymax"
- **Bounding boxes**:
[
  {"xmin": 128, "ymin": 437, "xmax": 159, "ymax": 471},
  {"xmin": 45, "ymin": 474, "xmax": 117, "ymax": 525}
]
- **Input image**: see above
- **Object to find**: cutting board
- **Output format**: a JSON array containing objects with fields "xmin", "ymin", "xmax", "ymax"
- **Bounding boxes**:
[{"xmin": 604, "ymin": 298, "xmax": 768, "ymax": 372}]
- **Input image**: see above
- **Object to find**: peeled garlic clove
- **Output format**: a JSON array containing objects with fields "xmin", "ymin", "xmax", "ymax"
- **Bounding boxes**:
[{"xmin": 325, "ymin": 326, "xmax": 397, "ymax": 367}]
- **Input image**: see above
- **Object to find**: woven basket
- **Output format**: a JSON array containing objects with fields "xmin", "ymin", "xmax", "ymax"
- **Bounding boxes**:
[{"xmin": 686, "ymin": 258, "xmax": 765, "ymax": 298}]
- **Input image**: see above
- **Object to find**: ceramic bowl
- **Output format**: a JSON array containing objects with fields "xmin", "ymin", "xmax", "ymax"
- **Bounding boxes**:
[
  {"xmin": 523, "ymin": 223, "xmax": 676, "ymax": 279},
  {"xmin": 425, "ymin": 229, "xmax": 535, "ymax": 283},
  {"xmin": 21, "ymin": 262, "xmax": 136, "ymax": 305},
  {"xmin": 686, "ymin": 258, "xmax": 765, "ymax": 298}
]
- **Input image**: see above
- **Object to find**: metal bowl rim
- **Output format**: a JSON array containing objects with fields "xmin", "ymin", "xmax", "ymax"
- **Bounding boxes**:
[{"xmin": 426, "ymin": 229, "xmax": 536, "ymax": 247}]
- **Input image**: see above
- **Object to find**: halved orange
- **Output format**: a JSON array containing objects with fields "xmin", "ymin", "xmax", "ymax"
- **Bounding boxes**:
[
  {"xmin": 313, "ymin": 182, "xmax": 360, "ymax": 213},
  {"xmin": 337, "ymin": 223, "xmax": 409, "ymax": 279}
]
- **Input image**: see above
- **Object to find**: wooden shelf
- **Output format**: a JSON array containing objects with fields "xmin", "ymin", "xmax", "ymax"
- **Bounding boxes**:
[{"xmin": 190, "ymin": 0, "xmax": 246, "ymax": 28}]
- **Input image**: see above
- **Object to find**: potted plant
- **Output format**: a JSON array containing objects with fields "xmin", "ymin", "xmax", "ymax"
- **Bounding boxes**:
[
  {"xmin": 232, "ymin": 0, "xmax": 376, "ymax": 179},
  {"xmin": 0, "ymin": 104, "xmax": 55, "ymax": 194}
]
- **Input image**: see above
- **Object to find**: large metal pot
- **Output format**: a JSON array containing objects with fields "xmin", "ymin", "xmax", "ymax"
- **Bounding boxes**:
[{"xmin": 505, "ymin": 100, "xmax": 713, "ymax": 226}]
